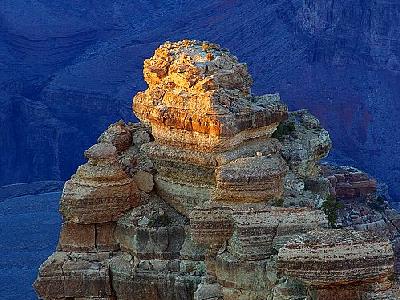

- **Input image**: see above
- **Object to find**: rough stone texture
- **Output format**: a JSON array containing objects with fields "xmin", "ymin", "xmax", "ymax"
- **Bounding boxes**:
[
  {"xmin": 228, "ymin": 206, "xmax": 328, "ymax": 260},
  {"xmin": 96, "ymin": 222, "xmax": 120, "ymax": 252},
  {"xmin": 110, "ymin": 252, "xmax": 202, "ymax": 300},
  {"xmin": 145, "ymin": 137, "xmax": 286, "ymax": 215},
  {"xmin": 320, "ymin": 164, "xmax": 400, "ymax": 280},
  {"xmin": 282, "ymin": 171, "xmax": 328, "ymax": 209},
  {"xmin": 214, "ymin": 154, "xmax": 287, "ymax": 203},
  {"xmin": 190, "ymin": 202, "xmax": 233, "ymax": 251},
  {"xmin": 57, "ymin": 221, "xmax": 119, "ymax": 253},
  {"xmin": 34, "ymin": 252, "xmax": 114, "ymax": 299},
  {"xmin": 279, "ymin": 110, "xmax": 331, "ymax": 179},
  {"xmin": 115, "ymin": 194, "xmax": 187, "ymax": 260},
  {"xmin": 194, "ymin": 282, "xmax": 223, "ymax": 300},
  {"xmin": 132, "ymin": 170, "xmax": 154, "ymax": 193},
  {"xmin": 118, "ymin": 124, "xmax": 155, "ymax": 179},
  {"xmin": 58, "ymin": 222, "xmax": 96, "ymax": 252},
  {"xmin": 35, "ymin": 40, "xmax": 400, "ymax": 300},
  {"xmin": 98, "ymin": 121, "xmax": 133, "ymax": 153},
  {"xmin": 364, "ymin": 284, "xmax": 400, "ymax": 300}
]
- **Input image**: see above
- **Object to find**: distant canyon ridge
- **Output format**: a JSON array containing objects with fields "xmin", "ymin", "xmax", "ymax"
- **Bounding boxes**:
[{"xmin": 1, "ymin": 0, "xmax": 399, "ymax": 199}]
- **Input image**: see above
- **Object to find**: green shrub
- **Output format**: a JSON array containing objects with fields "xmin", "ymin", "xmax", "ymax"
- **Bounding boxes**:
[
  {"xmin": 148, "ymin": 213, "xmax": 170, "ymax": 227},
  {"xmin": 368, "ymin": 195, "xmax": 386, "ymax": 212},
  {"xmin": 271, "ymin": 121, "xmax": 295, "ymax": 140},
  {"xmin": 272, "ymin": 197, "xmax": 284, "ymax": 207},
  {"xmin": 321, "ymin": 195, "xmax": 343, "ymax": 228}
]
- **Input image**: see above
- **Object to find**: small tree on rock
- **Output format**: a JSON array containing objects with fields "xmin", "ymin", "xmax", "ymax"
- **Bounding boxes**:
[{"xmin": 321, "ymin": 194, "xmax": 342, "ymax": 228}]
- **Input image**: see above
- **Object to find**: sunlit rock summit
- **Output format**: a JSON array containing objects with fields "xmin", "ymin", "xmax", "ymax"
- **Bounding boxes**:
[
  {"xmin": 134, "ymin": 40, "xmax": 288, "ymax": 213},
  {"xmin": 34, "ymin": 40, "xmax": 400, "ymax": 300}
]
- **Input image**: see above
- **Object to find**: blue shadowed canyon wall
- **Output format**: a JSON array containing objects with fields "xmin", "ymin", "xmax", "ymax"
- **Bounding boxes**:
[{"xmin": 1, "ymin": 0, "xmax": 399, "ymax": 199}]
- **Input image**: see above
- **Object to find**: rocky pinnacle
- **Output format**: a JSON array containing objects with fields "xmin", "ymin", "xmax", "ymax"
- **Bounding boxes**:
[{"xmin": 34, "ymin": 40, "xmax": 400, "ymax": 300}]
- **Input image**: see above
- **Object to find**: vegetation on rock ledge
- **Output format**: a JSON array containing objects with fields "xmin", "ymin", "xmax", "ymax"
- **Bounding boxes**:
[
  {"xmin": 321, "ymin": 195, "xmax": 343, "ymax": 228},
  {"xmin": 272, "ymin": 121, "xmax": 295, "ymax": 140}
]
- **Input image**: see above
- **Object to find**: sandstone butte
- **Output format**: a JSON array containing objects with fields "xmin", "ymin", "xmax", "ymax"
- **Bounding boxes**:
[{"xmin": 34, "ymin": 40, "xmax": 400, "ymax": 300}]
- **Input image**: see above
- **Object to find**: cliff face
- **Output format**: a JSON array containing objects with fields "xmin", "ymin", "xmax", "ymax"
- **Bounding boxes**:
[
  {"xmin": 1, "ymin": 0, "xmax": 400, "ymax": 201},
  {"xmin": 34, "ymin": 40, "xmax": 400, "ymax": 300}
]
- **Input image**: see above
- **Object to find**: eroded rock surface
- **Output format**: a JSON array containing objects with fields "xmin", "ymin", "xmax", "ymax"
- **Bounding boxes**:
[{"xmin": 35, "ymin": 40, "xmax": 400, "ymax": 300}]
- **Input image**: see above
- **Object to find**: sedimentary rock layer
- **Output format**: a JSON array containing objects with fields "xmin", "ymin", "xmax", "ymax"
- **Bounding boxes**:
[
  {"xmin": 115, "ymin": 194, "xmax": 187, "ymax": 260},
  {"xmin": 190, "ymin": 202, "xmax": 234, "ymax": 250},
  {"xmin": 228, "ymin": 206, "xmax": 328, "ymax": 260},
  {"xmin": 277, "ymin": 229, "xmax": 394, "ymax": 289},
  {"xmin": 214, "ymin": 154, "xmax": 287, "ymax": 203}
]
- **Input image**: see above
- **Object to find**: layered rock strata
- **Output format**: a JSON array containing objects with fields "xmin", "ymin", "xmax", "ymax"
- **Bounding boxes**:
[
  {"xmin": 34, "ymin": 252, "xmax": 115, "ymax": 299},
  {"xmin": 35, "ymin": 40, "xmax": 400, "ymax": 300},
  {"xmin": 134, "ymin": 40, "xmax": 288, "ymax": 216},
  {"xmin": 277, "ymin": 229, "xmax": 394, "ymax": 298},
  {"xmin": 321, "ymin": 164, "xmax": 400, "ymax": 278},
  {"xmin": 60, "ymin": 142, "xmax": 139, "ymax": 224},
  {"xmin": 322, "ymin": 164, "xmax": 378, "ymax": 200}
]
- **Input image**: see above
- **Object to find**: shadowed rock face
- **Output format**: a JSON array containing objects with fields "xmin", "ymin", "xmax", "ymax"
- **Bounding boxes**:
[
  {"xmin": 322, "ymin": 164, "xmax": 378, "ymax": 200},
  {"xmin": 60, "ymin": 143, "xmax": 139, "ymax": 224},
  {"xmin": 34, "ymin": 40, "xmax": 400, "ymax": 300},
  {"xmin": 1, "ymin": 1, "xmax": 400, "ymax": 201}
]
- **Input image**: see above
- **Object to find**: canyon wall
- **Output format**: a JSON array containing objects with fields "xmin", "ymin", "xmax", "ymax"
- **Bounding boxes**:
[{"xmin": 1, "ymin": 0, "xmax": 400, "ymax": 200}]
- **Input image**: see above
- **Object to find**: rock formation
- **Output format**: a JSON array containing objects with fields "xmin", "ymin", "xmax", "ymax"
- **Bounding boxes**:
[
  {"xmin": 322, "ymin": 164, "xmax": 378, "ymax": 200},
  {"xmin": 134, "ymin": 40, "xmax": 288, "ymax": 216},
  {"xmin": 35, "ymin": 40, "xmax": 400, "ymax": 300}
]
